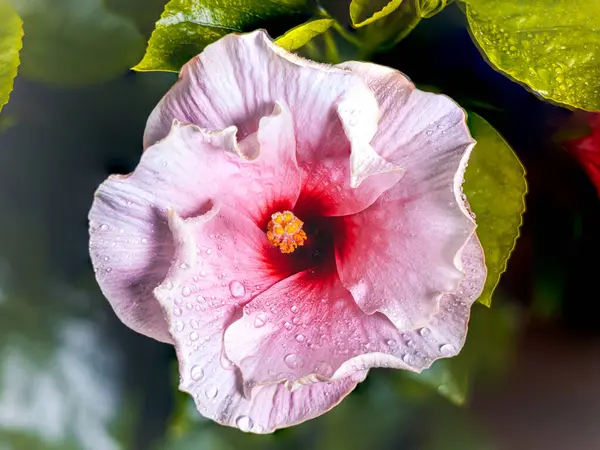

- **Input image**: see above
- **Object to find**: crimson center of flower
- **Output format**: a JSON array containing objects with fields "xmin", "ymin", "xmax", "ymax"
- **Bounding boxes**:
[{"xmin": 266, "ymin": 210, "xmax": 307, "ymax": 254}]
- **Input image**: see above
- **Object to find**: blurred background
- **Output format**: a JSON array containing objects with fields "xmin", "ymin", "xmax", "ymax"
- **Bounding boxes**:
[{"xmin": 1, "ymin": 1, "xmax": 600, "ymax": 449}]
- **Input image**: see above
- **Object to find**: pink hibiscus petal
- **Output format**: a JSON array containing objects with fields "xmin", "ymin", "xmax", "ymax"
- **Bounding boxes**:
[
  {"xmin": 154, "ymin": 208, "xmax": 367, "ymax": 433},
  {"xmin": 89, "ymin": 103, "xmax": 300, "ymax": 342},
  {"xmin": 335, "ymin": 61, "xmax": 476, "ymax": 330},
  {"xmin": 223, "ymin": 236, "xmax": 485, "ymax": 388},
  {"xmin": 144, "ymin": 30, "xmax": 402, "ymax": 218}
]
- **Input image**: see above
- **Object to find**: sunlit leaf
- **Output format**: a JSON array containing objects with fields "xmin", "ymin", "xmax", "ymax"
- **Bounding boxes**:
[
  {"xmin": 464, "ymin": 0, "xmax": 600, "ymax": 111},
  {"xmin": 0, "ymin": 0, "xmax": 22, "ymax": 114},
  {"xmin": 134, "ymin": 0, "xmax": 310, "ymax": 73},
  {"xmin": 275, "ymin": 18, "xmax": 335, "ymax": 51},
  {"xmin": 10, "ymin": 0, "xmax": 144, "ymax": 86},
  {"xmin": 349, "ymin": 0, "xmax": 404, "ymax": 28},
  {"xmin": 463, "ymin": 112, "xmax": 526, "ymax": 306}
]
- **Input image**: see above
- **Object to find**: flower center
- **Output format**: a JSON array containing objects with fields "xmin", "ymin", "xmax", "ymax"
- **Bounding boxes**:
[{"xmin": 266, "ymin": 210, "xmax": 307, "ymax": 254}]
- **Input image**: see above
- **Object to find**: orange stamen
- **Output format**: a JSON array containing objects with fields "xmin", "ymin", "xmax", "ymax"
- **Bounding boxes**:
[{"xmin": 266, "ymin": 210, "xmax": 307, "ymax": 254}]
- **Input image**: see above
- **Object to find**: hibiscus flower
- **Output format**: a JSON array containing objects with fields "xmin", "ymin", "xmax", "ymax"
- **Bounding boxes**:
[
  {"xmin": 89, "ymin": 30, "xmax": 486, "ymax": 433},
  {"xmin": 565, "ymin": 113, "xmax": 600, "ymax": 199}
]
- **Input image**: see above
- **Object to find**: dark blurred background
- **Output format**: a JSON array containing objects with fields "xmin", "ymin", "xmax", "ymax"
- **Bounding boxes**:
[{"xmin": 1, "ymin": 1, "xmax": 600, "ymax": 449}]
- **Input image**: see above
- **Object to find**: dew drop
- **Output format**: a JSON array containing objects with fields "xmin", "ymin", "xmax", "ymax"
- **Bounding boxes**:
[
  {"xmin": 229, "ymin": 280, "xmax": 246, "ymax": 298},
  {"xmin": 314, "ymin": 361, "xmax": 333, "ymax": 377},
  {"xmin": 295, "ymin": 334, "xmax": 306, "ymax": 343},
  {"xmin": 284, "ymin": 321, "xmax": 293, "ymax": 330},
  {"xmin": 284, "ymin": 353, "xmax": 303, "ymax": 369},
  {"xmin": 196, "ymin": 295, "xmax": 205, "ymax": 303},
  {"xmin": 175, "ymin": 321, "xmax": 184, "ymax": 332},
  {"xmin": 182, "ymin": 286, "xmax": 191, "ymax": 297},
  {"xmin": 205, "ymin": 384, "xmax": 218, "ymax": 398},
  {"xmin": 190, "ymin": 331, "xmax": 199, "ymax": 341},
  {"xmin": 173, "ymin": 307, "xmax": 182, "ymax": 317},
  {"xmin": 100, "ymin": 224, "xmax": 109, "ymax": 231},
  {"xmin": 402, "ymin": 354, "xmax": 412, "ymax": 364},
  {"xmin": 254, "ymin": 313, "xmax": 267, "ymax": 328},
  {"xmin": 407, "ymin": 340, "xmax": 415, "ymax": 348},
  {"xmin": 419, "ymin": 327, "xmax": 430, "ymax": 337},
  {"xmin": 236, "ymin": 415, "xmax": 253, "ymax": 432},
  {"xmin": 206, "ymin": 248, "xmax": 212, "ymax": 255},
  {"xmin": 190, "ymin": 365, "xmax": 204, "ymax": 381},
  {"xmin": 439, "ymin": 344, "xmax": 456, "ymax": 355},
  {"xmin": 190, "ymin": 319, "xmax": 199, "ymax": 329},
  {"xmin": 180, "ymin": 262, "xmax": 189, "ymax": 269},
  {"xmin": 290, "ymin": 305, "xmax": 298, "ymax": 313},
  {"xmin": 385, "ymin": 339, "xmax": 396, "ymax": 347}
]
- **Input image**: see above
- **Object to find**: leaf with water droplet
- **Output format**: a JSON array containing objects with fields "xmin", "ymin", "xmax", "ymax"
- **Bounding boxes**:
[
  {"xmin": 464, "ymin": 0, "xmax": 600, "ymax": 110},
  {"xmin": 464, "ymin": 112, "xmax": 526, "ymax": 306},
  {"xmin": 133, "ymin": 0, "xmax": 311, "ymax": 73}
]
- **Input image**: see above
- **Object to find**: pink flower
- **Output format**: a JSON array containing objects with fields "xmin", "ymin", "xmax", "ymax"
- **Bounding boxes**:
[{"xmin": 89, "ymin": 30, "xmax": 486, "ymax": 433}]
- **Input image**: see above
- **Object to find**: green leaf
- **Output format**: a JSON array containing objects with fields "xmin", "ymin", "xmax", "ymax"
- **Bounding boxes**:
[
  {"xmin": 0, "ymin": 0, "xmax": 22, "ymax": 114},
  {"xmin": 10, "ymin": 0, "xmax": 144, "ymax": 86},
  {"xmin": 464, "ymin": 112, "xmax": 527, "ymax": 307},
  {"xmin": 464, "ymin": 0, "xmax": 600, "ymax": 111},
  {"xmin": 349, "ymin": 0, "xmax": 404, "ymax": 28},
  {"xmin": 275, "ymin": 18, "xmax": 335, "ymax": 51},
  {"xmin": 417, "ymin": 0, "xmax": 449, "ymax": 18},
  {"xmin": 134, "ymin": 0, "xmax": 310, "ymax": 73},
  {"xmin": 354, "ymin": 0, "xmax": 421, "ymax": 57}
]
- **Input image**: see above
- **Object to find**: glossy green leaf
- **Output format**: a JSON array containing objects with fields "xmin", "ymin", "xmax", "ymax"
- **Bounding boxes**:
[
  {"xmin": 464, "ymin": 0, "xmax": 600, "ymax": 111},
  {"xmin": 0, "ymin": 0, "xmax": 22, "ymax": 114},
  {"xmin": 349, "ymin": 0, "xmax": 404, "ymax": 28},
  {"xmin": 464, "ymin": 112, "xmax": 526, "ymax": 306},
  {"xmin": 10, "ymin": 0, "xmax": 144, "ymax": 86},
  {"xmin": 134, "ymin": 0, "xmax": 309, "ymax": 73},
  {"xmin": 275, "ymin": 18, "xmax": 335, "ymax": 51}
]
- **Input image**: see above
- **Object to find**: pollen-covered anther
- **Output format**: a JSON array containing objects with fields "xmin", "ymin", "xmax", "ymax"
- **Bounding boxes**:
[{"xmin": 266, "ymin": 210, "xmax": 307, "ymax": 254}]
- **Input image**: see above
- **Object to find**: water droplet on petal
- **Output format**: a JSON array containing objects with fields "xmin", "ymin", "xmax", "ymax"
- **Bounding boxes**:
[
  {"xmin": 284, "ymin": 353, "xmax": 304, "ymax": 369},
  {"xmin": 402, "ymin": 354, "xmax": 412, "ymax": 364},
  {"xmin": 205, "ymin": 384, "xmax": 218, "ymax": 398},
  {"xmin": 182, "ymin": 286, "xmax": 191, "ymax": 297},
  {"xmin": 314, "ymin": 361, "xmax": 333, "ymax": 377},
  {"xmin": 180, "ymin": 262, "xmax": 189, "ymax": 269},
  {"xmin": 190, "ymin": 319, "xmax": 199, "ymax": 329},
  {"xmin": 419, "ymin": 327, "xmax": 431, "ymax": 337},
  {"xmin": 439, "ymin": 344, "xmax": 456, "ymax": 355},
  {"xmin": 100, "ymin": 224, "xmax": 109, "ymax": 231},
  {"xmin": 254, "ymin": 313, "xmax": 267, "ymax": 328},
  {"xmin": 236, "ymin": 415, "xmax": 253, "ymax": 432},
  {"xmin": 284, "ymin": 321, "xmax": 293, "ymax": 330},
  {"xmin": 174, "ymin": 307, "xmax": 182, "ymax": 316},
  {"xmin": 190, "ymin": 331, "xmax": 199, "ymax": 341},
  {"xmin": 295, "ymin": 334, "xmax": 305, "ymax": 343},
  {"xmin": 196, "ymin": 295, "xmax": 205, "ymax": 303},
  {"xmin": 175, "ymin": 321, "xmax": 184, "ymax": 332},
  {"xmin": 385, "ymin": 339, "xmax": 396, "ymax": 347},
  {"xmin": 290, "ymin": 305, "xmax": 298, "ymax": 313},
  {"xmin": 229, "ymin": 280, "xmax": 246, "ymax": 298},
  {"xmin": 190, "ymin": 365, "xmax": 204, "ymax": 381}
]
